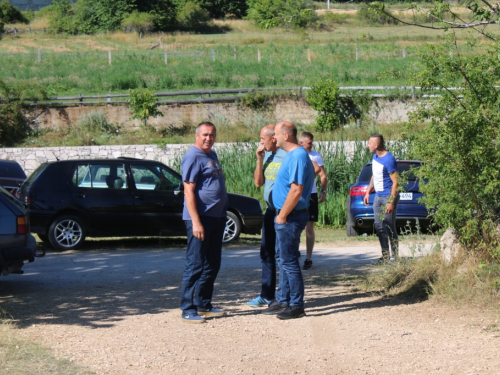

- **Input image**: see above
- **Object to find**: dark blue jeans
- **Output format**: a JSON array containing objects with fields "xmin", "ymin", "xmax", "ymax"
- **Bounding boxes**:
[
  {"xmin": 180, "ymin": 216, "xmax": 226, "ymax": 314},
  {"xmin": 274, "ymin": 210, "xmax": 308, "ymax": 308},
  {"xmin": 373, "ymin": 194, "xmax": 400, "ymax": 258},
  {"xmin": 260, "ymin": 208, "xmax": 277, "ymax": 301}
]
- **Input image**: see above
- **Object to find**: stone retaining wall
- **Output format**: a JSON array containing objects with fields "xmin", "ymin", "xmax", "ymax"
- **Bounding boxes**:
[
  {"xmin": 0, "ymin": 141, "xmax": 367, "ymax": 176},
  {"xmin": 0, "ymin": 144, "xmax": 190, "ymax": 175}
]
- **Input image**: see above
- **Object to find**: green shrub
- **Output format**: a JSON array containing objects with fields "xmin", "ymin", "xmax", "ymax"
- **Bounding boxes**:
[
  {"xmin": 127, "ymin": 88, "xmax": 164, "ymax": 128},
  {"xmin": 238, "ymin": 90, "xmax": 269, "ymax": 110},
  {"xmin": 69, "ymin": 110, "xmax": 118, "ymax": 146},
  {"xmin": 357, "ymin": 6, "xmax": 399, "ymax": 25},
  {"xmin": 121, "ymin": 11, "xmax": 154, "ymax": 33},
  {"xmin": 306, "ymin": 77, "xmax": 345, "ymax": 131},
  {"xmin": 320, "ymin": 12, "xmax": 349, "ymax": 24},
  {"xmin": 177, "ymin": 1, "xmax": 210, "ymax": 30}
]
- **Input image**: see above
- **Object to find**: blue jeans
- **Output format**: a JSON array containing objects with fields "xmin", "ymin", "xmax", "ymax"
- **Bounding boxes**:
[
  {"xmin": 180, "ymin": 216, "xmax": 226, "ymax": 314},
  {"xmin": 373, "ymin": 194, "xmax": 400, "ymax": 258},
  {"xmin": 274, "ymin": 210, "xmax": 308, "ymax": 308},
  {"xmin": 260, "ymin": 208, "xmax": 277, "ymax": 300}
]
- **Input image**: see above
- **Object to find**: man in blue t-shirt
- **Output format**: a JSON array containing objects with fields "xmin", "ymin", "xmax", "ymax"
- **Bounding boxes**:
[
  {"xmin": 261, "ymin": 121, "xmax": 314, "ymax": 320},
  {"xmin": 363, "ymin": 133, "xmax": 399, "ymax": 262},
  {"xmin": 180, "ymin": 122, "xmax": 228, "ymax": 324},
  {"xmin": 247, "ymin": 124, "xmax": 287, "ymax": 307}
]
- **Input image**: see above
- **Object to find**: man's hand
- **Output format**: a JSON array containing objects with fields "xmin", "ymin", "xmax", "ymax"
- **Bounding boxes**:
[
  {"xmin": 276, "ymin": 214, "xmax": 287, "ymax": 224},
  {"xmin": 319, "ymin": 191, "xmax": 326, "ymax": 203},
  {"xmin": 256, "ymin": 145, "xmax": 265, "ymax": 158},
  {"xmin": 363, "ymin": 193, "xmax": 370, "ymax": 205},
  {"xmin": 192, "ymin": 220, "xmax": 205, "ymax": 241},
  {"xmin": 385, "ymin": 202, "xmax": 394, "ymax": 214}
]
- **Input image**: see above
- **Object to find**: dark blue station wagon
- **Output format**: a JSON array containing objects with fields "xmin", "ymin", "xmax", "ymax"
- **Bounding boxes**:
[{"xmin": 346, "ymin": 160, "xmax": 431, "ymax": 236}]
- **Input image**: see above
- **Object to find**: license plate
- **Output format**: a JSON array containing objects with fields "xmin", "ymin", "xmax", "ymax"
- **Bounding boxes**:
[{"xmin": 400, "ymin": 192, "xmax": 413, "ymax": 201}]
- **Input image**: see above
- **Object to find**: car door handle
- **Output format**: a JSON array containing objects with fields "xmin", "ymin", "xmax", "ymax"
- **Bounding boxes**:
[
  {"xmin": 74, "ymin": 193, "xmax": 86, "ymax": 198},
  {"xmin": 174, "ymin": 190, "xmax": 182, "ymax": 196},
  {"xmin": 135, "ymin": 195, "xmax": 145, "ymax": 200}
]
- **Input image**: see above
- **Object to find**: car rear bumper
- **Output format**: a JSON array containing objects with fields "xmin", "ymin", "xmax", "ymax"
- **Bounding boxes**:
[
  {"xmin": 353, "ymin": 215, "xmax": 432, "ymax": 229},
  {"xmin": 0, "ymin": 234, "xmax": 36, "ymax": 275}
]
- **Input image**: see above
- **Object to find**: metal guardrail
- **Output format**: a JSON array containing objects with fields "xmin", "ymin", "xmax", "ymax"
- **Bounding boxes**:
[{"xmin": 8, "ymin": 85, "xmax": 446, "ymax": 107}]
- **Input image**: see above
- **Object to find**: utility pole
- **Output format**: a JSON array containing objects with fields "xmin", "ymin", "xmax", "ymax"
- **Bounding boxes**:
[{"xmin": 327, "ymin": 0, "xmax": 330, "ymax": 9}]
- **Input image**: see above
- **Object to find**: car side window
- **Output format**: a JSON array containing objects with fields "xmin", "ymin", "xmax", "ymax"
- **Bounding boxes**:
[
  {"xmin": 131, "ymin": 164, "xmax": 181, "ymax": 191},
  {"xmin": 72, "ymin": 164, "xmax": 127, "ymax": 189}
]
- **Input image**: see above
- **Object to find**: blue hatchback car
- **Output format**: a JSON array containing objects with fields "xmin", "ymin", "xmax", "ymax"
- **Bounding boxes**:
[{"xmin": 346, "ymin": 160, "xmax": 431, "ymax": 236}]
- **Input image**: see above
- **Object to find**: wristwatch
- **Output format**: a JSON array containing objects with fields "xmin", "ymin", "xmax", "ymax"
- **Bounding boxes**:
[{"xmin": 321, "ymin": 190, "xmax": 327, "ymax": 194}]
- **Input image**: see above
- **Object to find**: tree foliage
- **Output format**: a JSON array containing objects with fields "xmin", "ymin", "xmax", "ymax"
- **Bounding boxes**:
[
  {"xmin": 407, "ymin": 44, "xmax": 500, "ymax": 261},
  {"xmin": 246, "ymin": 0, "xmax": 316, "ymax": 29},
  {"xmin": 369, "ymin": 0, "xmax": 500, "ymax": 41},
  {"xmin": 0, "ymin": 1, "xmax": 29, "ymax": 24}
]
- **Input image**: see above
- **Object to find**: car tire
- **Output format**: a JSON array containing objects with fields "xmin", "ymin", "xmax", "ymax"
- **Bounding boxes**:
[
  {"xmin": 223, "ymin": 211, "xmax": 241, "ymax": 243},
  {"xmin": 48, "ymin": 215, "xmax": 86, "ymax": 251}
]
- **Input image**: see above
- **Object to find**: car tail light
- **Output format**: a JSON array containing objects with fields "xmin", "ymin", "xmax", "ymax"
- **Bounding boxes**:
[
  {"xmin": 17, "ymin": 216, "xmax": 28, "ymax": 234},
  {"xmin": 350, "ymin": 186, "xmax": 369, "ymax": 196},
  {"xmin": 18, "ymin": 187, "xmax": 36, "ymax": 205}
]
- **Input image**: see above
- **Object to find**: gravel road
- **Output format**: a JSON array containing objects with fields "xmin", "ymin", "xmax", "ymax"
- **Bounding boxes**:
[{"xmin": 1, "ymin": 238, "xmax": 499, "ymax": 374}]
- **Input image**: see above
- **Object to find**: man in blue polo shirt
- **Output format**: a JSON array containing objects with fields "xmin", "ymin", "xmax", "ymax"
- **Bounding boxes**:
[
  {"xmin": 261, "ymin": 121, "xmax": 314, "ymax": 320},
  {"xmin": 363, "ymin": 133, "xmax": 399, "ymax": 262}
]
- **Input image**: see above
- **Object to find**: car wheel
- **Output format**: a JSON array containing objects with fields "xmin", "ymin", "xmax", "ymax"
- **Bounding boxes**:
[
  {"xmin": 48, "ymin": 215, "xmax": 86, "ymax": 251},
  {"xmin": 223, "ymin": 211, "xmax": 241, "ymax": 243}
]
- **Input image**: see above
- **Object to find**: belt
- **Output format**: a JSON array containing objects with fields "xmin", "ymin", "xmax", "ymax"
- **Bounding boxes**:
[{"xmin": 276, "ymin": 208, "xmax": 308, "ymax": 216}]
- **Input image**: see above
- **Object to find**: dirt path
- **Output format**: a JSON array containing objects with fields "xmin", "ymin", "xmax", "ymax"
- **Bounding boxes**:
[{"xmin": 1, "ymin": 240, "xmax": 499, "ymax": 374}]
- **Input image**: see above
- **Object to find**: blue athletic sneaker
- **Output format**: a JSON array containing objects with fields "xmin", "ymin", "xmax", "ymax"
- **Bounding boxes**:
[
  {"xmin": 246, "ymin": 296, "xmax": 272, "ymax": 307},
  {"xmin": 181, "ymin": 312, "xmax": 206, "ymax": 324},
  {"xmin": 197, "ymin": 308, "xmax": 226, "ymax": 317}
]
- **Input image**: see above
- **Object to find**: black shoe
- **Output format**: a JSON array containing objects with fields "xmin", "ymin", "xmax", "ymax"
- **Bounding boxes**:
[
  {"xmin": 261, "ymin": 300, "xmax": 288, "ymax": 315},
  {"xmin": 303, "ymin": 259, "xmax": 313, "ymax": 270},
  {"xmin": 277, "ymin": 306, "xmax": 306, "ymax": 320}
]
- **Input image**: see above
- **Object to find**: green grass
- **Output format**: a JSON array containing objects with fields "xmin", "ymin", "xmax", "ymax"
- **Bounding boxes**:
[
  {"xmin": 0, "ymin": 16, "xmax": 493, "ymax": 98},
  {"xmin": 0, "ymin": 318, "xmax": 93, "ymax": 375}
]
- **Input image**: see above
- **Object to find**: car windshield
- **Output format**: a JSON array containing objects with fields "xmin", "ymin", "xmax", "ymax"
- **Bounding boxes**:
[{"xmin": 0, "ymin": 161, "xmax": 26, "ymax": 178}]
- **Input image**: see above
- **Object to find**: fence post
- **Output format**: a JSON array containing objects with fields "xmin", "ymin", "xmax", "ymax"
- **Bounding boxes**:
[
  {"xmin": 307, "ymin": 49, "xmax": 311, "ymax": 63},
  {"xmin": 234, "ymin": 47, "xmax": 237, "ymax": 59},
  {"xmin": 37, "ymin": 48, "xmax": 41, "ymax": 63},
  {"xmin": 108, "ymin": 50, "xmax": 112, "ymax": 66},
  {"xmin": 79, "ymin": 93, "xmax": 83, "ymax": 107},
  {"xmin": 211, "ymin": 49, "xmax": 215, "ymax": 61},
  {"xmin": 164, "ymin": 49, "xmax": 168, "ymax": 65},
  {"xmin": 411, "ymin": 86, "xmax": 415, "ymax": 99},
  {"xmin": 402, "ymin": 48, "xmax": 406, "ymax": 58},
  {"xmin": 258, "ymin": 49, "xmax": 261, "ymax": 63},
  {"xmin": 107, "ymin": 95, "xmax": 111, "ymax": 106},
  {"xmin": 356, "ymin": 47, "xmax": 359, "ymax": 61}
]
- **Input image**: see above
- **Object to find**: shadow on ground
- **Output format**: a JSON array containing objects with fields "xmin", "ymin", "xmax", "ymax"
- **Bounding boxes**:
[{"xmin": 1, "ymin": 240, "xmax": 418, "ymax": 329}]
